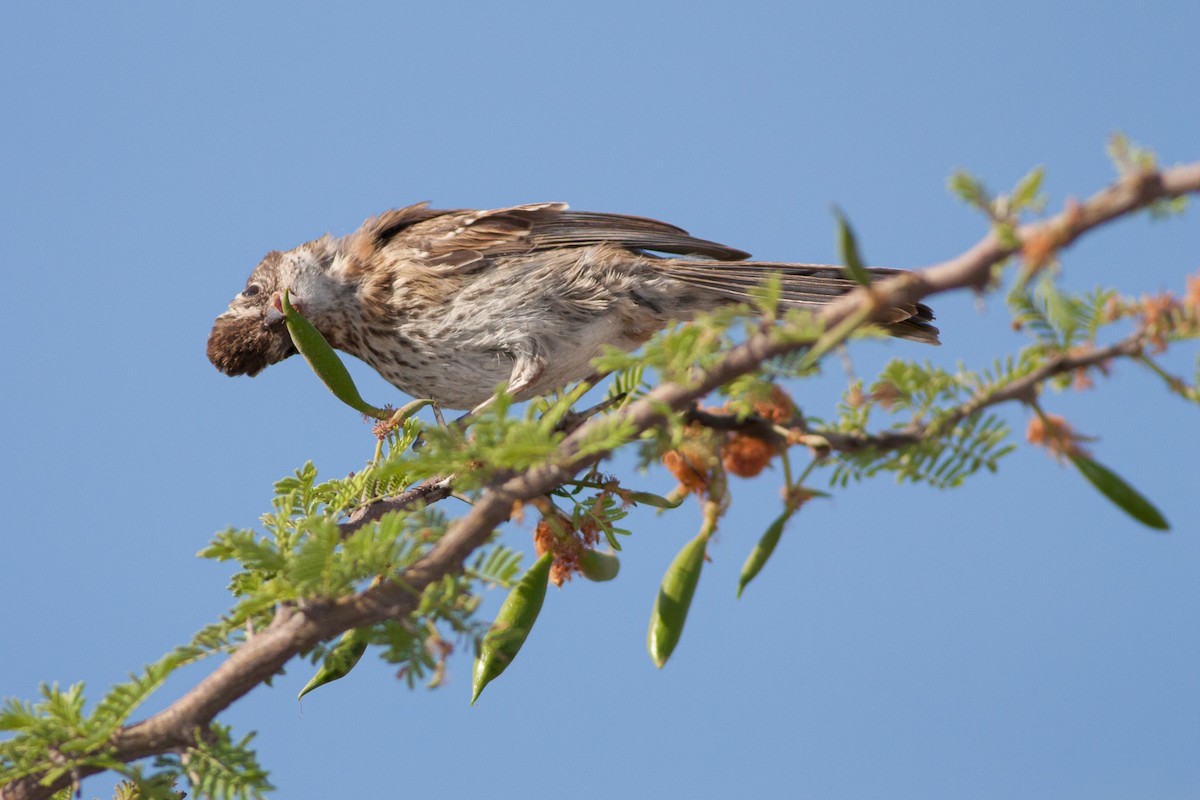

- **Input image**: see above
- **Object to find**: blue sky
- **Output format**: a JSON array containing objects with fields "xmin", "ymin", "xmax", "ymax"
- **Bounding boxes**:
[{"xmin": 2, "ymin": 3, "xmax": 1197, "ymax": 799}]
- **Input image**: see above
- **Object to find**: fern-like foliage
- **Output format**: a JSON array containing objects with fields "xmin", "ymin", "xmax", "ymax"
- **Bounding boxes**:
[
  {"xmin": 155, "ymin": 724, "xmax": 272, "ymax": 800},
  {"xmin": 468, "ymin": 543, "xmax": 524, "ymax": 588},
  {"xmin": 830, "ymin": 411, "xmax": 1014, "ymax": 489},
  {"xmin": 1008, "ymin": 279, "xmax": 1116, "ymax": 354},
  {"xmin": 822, "ymin": 359, "xmax": 1019, "ymax": 489}
]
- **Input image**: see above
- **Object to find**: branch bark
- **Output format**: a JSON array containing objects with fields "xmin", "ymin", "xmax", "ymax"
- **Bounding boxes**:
[{"xmin": 5, "ymin": 161, "xmax": 1198, "ymax": 800}]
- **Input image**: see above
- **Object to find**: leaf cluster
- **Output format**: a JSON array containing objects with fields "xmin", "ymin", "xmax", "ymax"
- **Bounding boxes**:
[
  {"xmin": 199, "ymin": 463, "xmax": 437, "ymax": 604},
  {"xmin": 0, "ymin": 655, "xmax": 263, "ymax": 800},
  {"xmin": 825, "ymin": 360, "xmax": 1016, "ymax": 489},
  {"xmin": 154, "ymin": 725, "xmax": 271, "ymax": 800}
]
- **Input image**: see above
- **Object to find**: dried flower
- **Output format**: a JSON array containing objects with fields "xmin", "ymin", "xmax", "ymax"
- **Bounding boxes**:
[
  {"xmin": 1026, "ymin": 413, "xmax": 1091, "ymax": 461},
  {"xmin": 663, "ymin": 436, "xmax": 720, "ymax": 494},
  {"xmin": 845, "ymin": 382, "xmax": 866, "ymax": 408},
  {"xmin": 1185, "ymin": 271, "xmax": 1200, "ymax": 313},
  {"xmin": 533, "ymin": 509, "xmax": 592, "ymax": 587},
  {"xmin": 1138, "ymin": 292, "xmax": 1180, "ymax": 353},
  {"xmin": 751, "ymin": 384, "xmax": 798, "ymax": 423},
  {"xmin": 722, "ymin": 433, "xmax": 777, "ymax": 478},
  {"xmin": 870, "ymin": 381, "xmax": 902, "ymax": 409},
  {"xmin": 782, "ymin": 485, "xmax": 819, "ymax": 512}
]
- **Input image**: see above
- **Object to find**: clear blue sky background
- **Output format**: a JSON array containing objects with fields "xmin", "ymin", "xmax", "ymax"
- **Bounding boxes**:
[{"xmin": 2, "ymin": 3, "xmax": 1197, "ymax": 799}]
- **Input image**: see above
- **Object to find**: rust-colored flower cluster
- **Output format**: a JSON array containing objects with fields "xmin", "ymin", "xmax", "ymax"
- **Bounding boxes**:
[
  {"xmin": 662, "ymin": 436, "xmax": 723, "ymax": 493},
  {"xmin": 533, "ymin": 503, "xmax": 601, "ymax": 587},
  {"xmin": 722, "ymin": 385, "xmax": 799, "ymax": 478},
  {"xmin": 843, "ymin": 379, "xmax": 903, "ymax": 410},
  {"xmin": 1186, "ymin": 272, "xmax": 1200, "ymax": 312},
  {"xmin": 1093, "ymin": 271, "xmax": 1200, "ymax": 354},
  {"xmin": 1026, "ymin": 413, "xmax": 1091, "ymax": 461},
  {"xmin": 663, "ymin": 384, "xmax": 800, "ymax": 491},
  {"xmin": 782, "ymin": 484, "xmax": 819, "ymax": 513},
  {"xmin": 370, "ymin": 412, "xmax": 401, "ymax": 439},
  {"xmin": 1137, "ymin": 280, "xmax": 1200, "ymax": 353}
]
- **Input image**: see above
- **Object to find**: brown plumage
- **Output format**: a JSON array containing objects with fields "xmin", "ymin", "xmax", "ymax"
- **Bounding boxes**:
[{"xmin": 207, "ymin": 202, "xmax": 938, "ymax": 409}]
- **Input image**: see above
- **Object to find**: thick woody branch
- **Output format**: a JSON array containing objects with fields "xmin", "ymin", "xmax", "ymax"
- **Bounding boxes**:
[{"xmin": 5, "ymin": 160, "xmax": 1198, "ymax": 800}]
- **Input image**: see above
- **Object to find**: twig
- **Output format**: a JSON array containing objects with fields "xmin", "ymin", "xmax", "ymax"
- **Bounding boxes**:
[
  {"xmin": 810, "ymin": 333, "xmax": 1147, "ymax": 454},
  {"xmin": 339, "ymin": 476, "xmax": 455, "ymax": 538}
]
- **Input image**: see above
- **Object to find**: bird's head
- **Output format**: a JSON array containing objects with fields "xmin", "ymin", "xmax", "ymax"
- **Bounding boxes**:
[{"xmin": 207, "ymin": 237, "xmax": 345, "ymax": 377}]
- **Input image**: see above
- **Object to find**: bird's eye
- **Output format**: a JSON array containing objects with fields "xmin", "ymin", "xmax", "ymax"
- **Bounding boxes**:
[{"xmin": 243, "ymin": 284, "xmax": 262, "ymax": 298}]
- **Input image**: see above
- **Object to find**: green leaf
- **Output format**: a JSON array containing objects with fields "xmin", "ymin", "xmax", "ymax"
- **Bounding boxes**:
[
  {"xmin": 647, "ymin": 531, "xmax": 708, "ymax": 668},
  {"xmin": 1012, "ymin": 166, "xmax": 1046, "ymax": 211},
  {"xmin": 831, "ymin": 206, "xmax": 873, "ymax": 287},
  {"xmin": 737, "ymin": 509, "xmax": 792, "ymax": 598},
  {"xmin": 1068, "ymin": 454, "xmax": 1170, "ymax": 531},
  {"xmin": 281, "ymin": 290, "xmax": 390, "ymax": 419},
  {"xmin": 471, "ymin": 551, "xmax": 554, "ymax": 704},
  {"xmin": 947, "ymin": 169, "xmax": 989, "ymax": 209},
  {"xmin": 625, "ymin": 490, "xmax": 686, "ymax": 509}
]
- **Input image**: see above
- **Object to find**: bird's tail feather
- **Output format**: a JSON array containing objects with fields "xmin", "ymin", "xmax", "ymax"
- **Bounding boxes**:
[{"xmin": 663, "ymin": 260, "xmax": 940, "ymax": 345}]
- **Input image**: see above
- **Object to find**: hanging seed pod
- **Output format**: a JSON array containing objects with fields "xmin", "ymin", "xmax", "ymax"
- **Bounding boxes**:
[
  {"xmin": 579, "ymin": 549, "xmax": 621, "ymax": 582},
  {"xmin": 647, "ymin": 531, "xmax": 709, "ymax": 668},
  {"xmin": 471, "ymin": 551, "xmax": 554, "ymax": 704},
  {"xmin": 737, "ymin": 509, "xmax": 793, "ymax": 598},
  {"xmin": 298, "ymin": 627, "xmax": 371, "ymax": 699},
  {"xmin": 1068, "ymin": 453, "xmax": 1169, "ymax": 530}
]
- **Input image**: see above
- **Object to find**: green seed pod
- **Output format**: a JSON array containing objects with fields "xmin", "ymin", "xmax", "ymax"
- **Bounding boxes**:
[
  {"xmin": 298, "ymin": 627, "xmax": 371, "ymax": 699},
  {"xmin": 647, "ymin": 531, "xmax": 708, "ymax": 668},
  {"xmin": 579, "ymin": 549, "xmax": 621, "ymax": 582},
  {"xmin": 471, "ymin": 551, "xmax": 554, "ymax": 704},
  {"xmin": 1068, "ymin": 454, "xmax": 1170, "ymax": 531},
  {"xmin": 280, "ymin": 290, "xmax": 390, "ymax": 419},
  {"xmin": 736, "ymin": 509, "xmax": 792, "ymax": 599}
]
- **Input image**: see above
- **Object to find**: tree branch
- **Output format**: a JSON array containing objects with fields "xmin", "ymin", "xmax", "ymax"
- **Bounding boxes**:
[
  {"xmin": 810, "ymin": 333, "xmax": 1148, "ymax": 454},
  {"xmin": 5, "ymin": 160, "xmax": 1198, "ymax": 800}
]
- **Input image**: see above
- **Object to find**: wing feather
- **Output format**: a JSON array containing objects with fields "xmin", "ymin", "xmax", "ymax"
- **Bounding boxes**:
[{"xmin": 355, "ymin": 202, "xmax": 750, "ymax": 264}]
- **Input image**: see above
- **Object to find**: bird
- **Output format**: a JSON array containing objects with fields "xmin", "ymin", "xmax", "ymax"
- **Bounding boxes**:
[{"xmin": 207, "ymin": 202, "xmax": 938, "ymax": 410}]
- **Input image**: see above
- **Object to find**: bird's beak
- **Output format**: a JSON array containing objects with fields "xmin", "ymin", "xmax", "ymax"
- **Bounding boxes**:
[
  {"xmin": 265, "ymin": 293, "xmax": 286, "ymax": 326},
  {"xmin": 207, "ymin": 300, "xmax": 300, "ymax": 377},
  {"xmin": 266, "ymin": 291, "xmax": 304, "ymax": 325}
]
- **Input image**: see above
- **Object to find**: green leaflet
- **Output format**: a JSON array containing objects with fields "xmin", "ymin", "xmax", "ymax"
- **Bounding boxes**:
[
  {"xmin": 471, "ymin": 551, "xmax": 554, "ymax": 704},
  {"xmin": 647, "ymin": 531, "xmax": 709, "ymax": 668},
  {"xmin": 625, "ymin": 490, "xmax": 686, "ymax": 509},
  {"xmin": 1068, "ymin": 454, "xmax": 1170, "ymax": 531},
  {"xmin": 831, "ymin": 206, "xmax": 873, "ymax": 288}
]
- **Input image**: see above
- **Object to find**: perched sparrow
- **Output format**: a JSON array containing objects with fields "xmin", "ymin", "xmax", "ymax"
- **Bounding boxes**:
[{"xmin": 208, "ymin": 202, "xmax": 938, "ymax": 410}]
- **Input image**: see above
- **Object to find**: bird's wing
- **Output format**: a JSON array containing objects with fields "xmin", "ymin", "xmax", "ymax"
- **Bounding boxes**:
[
  {"xmin": 354, "ymin": 203, "xmax": 750, "ymax": 269},
  {"xmin": 522, "ymin": 207, "xmax": 750, "ymax": 260}
]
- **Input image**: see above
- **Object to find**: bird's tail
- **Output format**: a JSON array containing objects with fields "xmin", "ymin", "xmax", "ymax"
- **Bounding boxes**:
[{"xmin": 661, "ymin": 260, "xmax": 940, "ymax": 345}]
